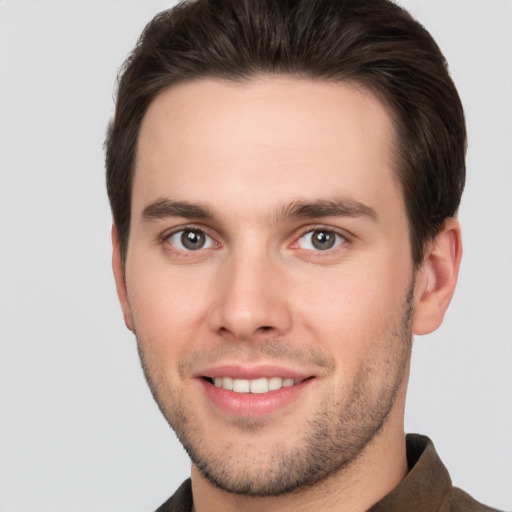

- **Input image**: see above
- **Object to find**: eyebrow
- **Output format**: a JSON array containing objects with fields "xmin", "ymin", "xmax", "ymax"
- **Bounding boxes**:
[
  {"xmin": 142, "ymin": 198, "xmax": 215, "ymax": 221},
  {"xmin": 141, "ymin": 197, "xmax": 378, "ymax": 223},
  {"xmin": 272, "ymin": 198, "xmax": 378, "ymax": 223}
]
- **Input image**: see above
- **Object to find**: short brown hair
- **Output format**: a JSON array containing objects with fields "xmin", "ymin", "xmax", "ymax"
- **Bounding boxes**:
[{"xmin": 105, "ymin": 0, "xmax": 466, "ymax": 266}]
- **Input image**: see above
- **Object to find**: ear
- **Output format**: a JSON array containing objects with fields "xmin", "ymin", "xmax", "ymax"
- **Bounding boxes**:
[
  {"xmin": 412, "ymin": 217, "xmax": 462, "ymax": 335},
  {"xmin": 112, "ymin": 224, "xmax": 135, "ymax": 332}
]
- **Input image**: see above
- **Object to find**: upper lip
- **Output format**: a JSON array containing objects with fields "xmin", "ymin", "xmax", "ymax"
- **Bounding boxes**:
[{"xmin": 194, "ymin": 363, "xmax": 313, "ymax": 380}]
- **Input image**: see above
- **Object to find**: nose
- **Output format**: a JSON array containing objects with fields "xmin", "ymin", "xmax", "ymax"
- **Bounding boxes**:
[{"xmin": 208, "ymin": 249, "xmax": 292, "ymax": 341}]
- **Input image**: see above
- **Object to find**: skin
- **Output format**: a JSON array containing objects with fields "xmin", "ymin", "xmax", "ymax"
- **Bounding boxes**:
[{"xmin": 113, "ymin": 77, "xmax": 462, "ymax": 512}]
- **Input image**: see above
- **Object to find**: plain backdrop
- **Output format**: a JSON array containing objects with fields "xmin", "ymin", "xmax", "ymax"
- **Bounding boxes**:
[{"xmin": 0, "ymin": 1, "xmax": 511, "ymax": 511}]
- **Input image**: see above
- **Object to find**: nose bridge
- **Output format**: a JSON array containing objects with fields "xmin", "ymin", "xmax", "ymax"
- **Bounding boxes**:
[{"xmin": 209, "ymin": 243, "xmax": 291, "ymax": 340}]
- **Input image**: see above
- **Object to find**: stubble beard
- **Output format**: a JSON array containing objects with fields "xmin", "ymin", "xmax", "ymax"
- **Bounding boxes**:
[{"xmin": 136, "ymin": 285, "xmax": 414, "ymax": 497}]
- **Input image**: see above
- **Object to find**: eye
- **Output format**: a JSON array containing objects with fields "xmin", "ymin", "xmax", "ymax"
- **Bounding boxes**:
[
  {"xmin": 167, "ymin": 229, "xmax": 214, "ymax": 251},
  {"xmin": 297, "ymin": 229, "xmax": 345, "ymax": 251}
]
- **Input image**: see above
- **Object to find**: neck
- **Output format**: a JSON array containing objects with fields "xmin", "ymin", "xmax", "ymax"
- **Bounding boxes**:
[{"xmin": 190, "ymin": 413, "xmax": 408, "ymax": 512}]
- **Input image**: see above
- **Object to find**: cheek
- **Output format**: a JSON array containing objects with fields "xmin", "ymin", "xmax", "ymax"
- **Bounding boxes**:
[
  {"xmin": 125, "ymin": 260, "xmax": 214, "ymax": 356},
  {"xmin": 293, "ymin": 256, "xmax": 412, "ymax": 357}
]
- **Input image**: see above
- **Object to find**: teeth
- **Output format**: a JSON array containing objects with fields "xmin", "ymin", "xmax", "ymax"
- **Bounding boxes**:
[
  {"xmin": 268, "ymin": 377, "xmax": 283, "ymax": 391},
  {"xmin": 212, "ymin": 376, "xmax": 302, "ymax": 393},
  {"xmin": 222, "ymin": 377, "xmax": 233, "ymax": 390},
  {"xmin": 250, "ymin": 378, "xmax": 268, "ymax": 394},
  {"xmin": 214, "ymin": 377, "xmax": 234, "ymax": 390},
  {"xmin": 233, "ymin": 379, "xmax": 250, "ymax": 393}
]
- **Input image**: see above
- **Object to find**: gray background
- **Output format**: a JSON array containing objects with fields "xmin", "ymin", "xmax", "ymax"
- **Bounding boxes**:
[{"xmin": 0, "ymin": 1, "xmax": 511, "ymax": 510}]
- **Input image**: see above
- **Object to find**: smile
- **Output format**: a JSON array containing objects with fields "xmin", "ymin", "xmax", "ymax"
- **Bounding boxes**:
[{"xmin": 207, "ymin": 376, "xmax": 305, "ymax": 394}]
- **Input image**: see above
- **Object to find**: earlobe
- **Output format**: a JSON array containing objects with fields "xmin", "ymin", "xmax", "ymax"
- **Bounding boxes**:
[
  {"xmin": 412, "ymin": 218, "xmax": 463, "ymax": 335},
  {"xmin": 111, "ymin": 225, "xmax": 135, "ymax": 332}
]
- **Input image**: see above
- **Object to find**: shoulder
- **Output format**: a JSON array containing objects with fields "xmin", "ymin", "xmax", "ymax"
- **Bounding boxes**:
[
  {"xmin": 451, "ymin": 487, "xmax": 506, "ymax": 512},
  {"xmin": 369, "ymin": 435, "xmax": 505, "ymax": 512},
  {"xmin": 155, "ymin": 479, "xmax": 193, "ymax": 512}
]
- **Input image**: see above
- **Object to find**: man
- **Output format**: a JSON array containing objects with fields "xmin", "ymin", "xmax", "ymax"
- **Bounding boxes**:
[{"xmin": 105, "ymin": 0, "xmax": 502, "ymax": 511}]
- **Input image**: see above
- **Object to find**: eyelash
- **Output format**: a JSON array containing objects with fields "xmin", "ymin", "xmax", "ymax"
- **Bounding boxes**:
[
  {"xmin": 293, "ymin": 226, "xmax": 350, "ymax": 254},
  {"xmin": 160, "ymin": 224, "xmax": 351, "ymax": 256},
  {"xmin": 161, "ymin": 225, "xmax": 218, "ymax": 254}
]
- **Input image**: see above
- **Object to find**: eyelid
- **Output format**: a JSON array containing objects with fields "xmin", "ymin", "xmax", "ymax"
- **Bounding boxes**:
[
  {"xmin": 160, "ymin": 224, "xmax": 219, "ymax": 252},
  {"xmin": 291, "ymin": 225, "xmax": 352, "ymax": 250},
  {"xmin": 158, "ymin": 222, "xmax": 352, "ymax": 254}
]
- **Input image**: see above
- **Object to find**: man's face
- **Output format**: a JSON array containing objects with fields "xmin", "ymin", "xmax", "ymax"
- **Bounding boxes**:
[{"xmin": 119, "ymin": 77, "xmax": 417, "ymax": 495}]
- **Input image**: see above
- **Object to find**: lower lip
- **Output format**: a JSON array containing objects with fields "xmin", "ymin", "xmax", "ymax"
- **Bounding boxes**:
[{"xmin": 199, "ymin": 378, "xmax": 313, "ymax": 418}]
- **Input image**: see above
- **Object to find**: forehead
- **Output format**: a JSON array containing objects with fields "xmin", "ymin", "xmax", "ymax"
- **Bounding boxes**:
[{"xmin": 133, "ymin": 76, "xmax": 402, "ymax": 221}]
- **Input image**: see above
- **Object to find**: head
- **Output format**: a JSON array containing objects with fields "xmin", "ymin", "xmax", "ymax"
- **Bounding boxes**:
[{"xmin": 106, "ymin": 0, "xmax": 465, "ymax": 501}]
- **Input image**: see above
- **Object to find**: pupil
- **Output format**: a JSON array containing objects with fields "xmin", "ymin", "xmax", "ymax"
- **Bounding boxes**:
[
  {"xmin": 182, "ymin": 230, "xmax": 205, "ymax": 250},
  {"xmin": 313, "ymin": 230, "xmax": 335, "ymax": 250}
]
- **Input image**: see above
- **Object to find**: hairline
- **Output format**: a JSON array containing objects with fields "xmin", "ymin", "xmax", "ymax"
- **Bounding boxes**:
[{"xmin": 122, "ymin": 73, "xmax": 414, "ymax": 263}]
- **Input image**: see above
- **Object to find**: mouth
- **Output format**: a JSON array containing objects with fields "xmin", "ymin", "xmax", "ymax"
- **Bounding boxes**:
[
  {"xmin": 197, "ymin": 365, "xmax": 315, "ymax": 417},
  {"xmin": 203, "ymin": 376, "xmax": 306, "ymax": 394}
]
